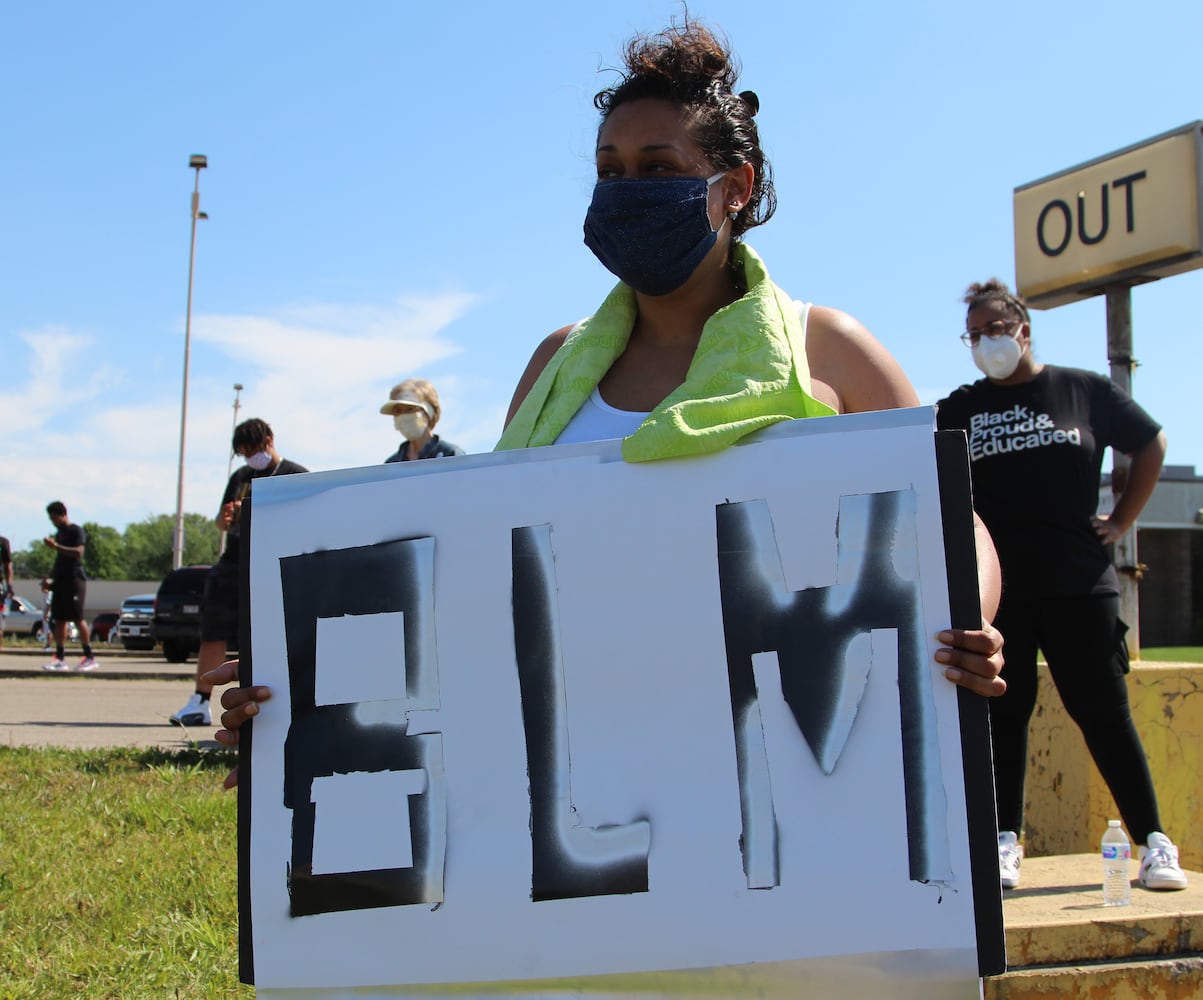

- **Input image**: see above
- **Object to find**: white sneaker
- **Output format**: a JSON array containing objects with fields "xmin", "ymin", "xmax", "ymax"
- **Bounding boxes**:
[
  {"xmin": 998, "ymin": 831, "xmax": 1023, "ymax": 889},
  {"xmin": 170, "ymin": 693, "xmax": 211, "ymax": 727},
  {"xmin": 42, "ymin": 657, "xmax": 69, "ymax": 671},
  {"xmin": 75, "ymin": 656, "xmax": 99, "ymax": 672},
  {"xmin": 1139, "ymin": 832, "xmax": 1188, "ymax": 890}
]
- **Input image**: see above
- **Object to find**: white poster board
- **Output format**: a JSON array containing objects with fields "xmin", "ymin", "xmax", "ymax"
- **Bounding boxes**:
[{"xmin": 239, "ymin": 407, "xmax": 1003, "ymax": 999}]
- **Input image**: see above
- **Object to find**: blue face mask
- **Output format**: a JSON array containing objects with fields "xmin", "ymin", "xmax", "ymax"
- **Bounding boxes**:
[{"xmin": 583, "ymin": 173, "xmax": 726, "ymax": 296}]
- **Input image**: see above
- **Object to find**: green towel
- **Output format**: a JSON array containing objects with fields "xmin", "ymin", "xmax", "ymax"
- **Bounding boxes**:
[{"xmin": 495, "ymin": 243, "xmax": 836, "ymax": 461}]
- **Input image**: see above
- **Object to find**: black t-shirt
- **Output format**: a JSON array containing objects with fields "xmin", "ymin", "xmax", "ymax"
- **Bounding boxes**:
[
  {"xmin": 51, "ymin": 523, "xmax": 87, "ymax": 584},
  {"xmin": 937, "ymin": 365, "xmax": 1160, "ymax": 599},
  {"xmin": 0, "ymin": 536, "xmax": 10, "ymax": 592},
  {"xmin": 219, "ymin": 458, "xmax": 309, "ymax": 564}
]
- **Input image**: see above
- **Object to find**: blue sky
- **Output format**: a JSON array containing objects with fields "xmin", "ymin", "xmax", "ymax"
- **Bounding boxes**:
[{"xmin": 3, "ymin": 0, "xmax": 1201, "ymax": 554}]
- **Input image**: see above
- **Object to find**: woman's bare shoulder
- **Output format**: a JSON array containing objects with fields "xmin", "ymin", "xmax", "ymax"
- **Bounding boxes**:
[
  {"xmin": 805, "ymin": 305, "xmax": 919, "ymax": 413},
  {"xmin": 504, "ymin": 324, "xmax": 577, "ymax": 427}
]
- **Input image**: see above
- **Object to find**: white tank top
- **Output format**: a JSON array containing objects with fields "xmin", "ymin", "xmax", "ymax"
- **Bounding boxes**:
[{"xmin": 555, "ymin": 386, "xmax": 650, "ymax": 445}]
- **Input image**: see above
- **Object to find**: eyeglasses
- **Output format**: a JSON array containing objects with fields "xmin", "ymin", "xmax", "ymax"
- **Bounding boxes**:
[{"xmin": 960, "ymin": 320, "xmax": 1022, "ymax": 346}]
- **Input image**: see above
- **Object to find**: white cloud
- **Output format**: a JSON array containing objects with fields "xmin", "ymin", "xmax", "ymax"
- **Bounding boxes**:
[
  {"xmin": 0, "ymin": 327, "xmax": 123, "ymax": 437},
  {"xmin": 1, "ymin": 291, "xmax": 489, "ymax": 556},
  {"xmin": 190, "ymin": 292, "xmax": 482, "ymax": 474}
]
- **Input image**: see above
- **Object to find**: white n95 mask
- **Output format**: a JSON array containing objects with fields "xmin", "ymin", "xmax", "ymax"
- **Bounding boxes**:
[{"xmin": 972, "ymin": 332, "xmax": 1023, "ymax": 380}]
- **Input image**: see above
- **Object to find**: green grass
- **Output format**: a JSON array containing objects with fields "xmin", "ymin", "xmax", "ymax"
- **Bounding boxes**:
[
  {"xmin": 1139, "ymin": 646, "xmax": 1203, "ymax": 664},
  {"xmin": 1, "ymin": 635, "xmax": 52, "ymax": 650},
  {"xmin": 1, "ymin": 634, "xmax": 116, "ymax": 652},
  {"xmin": 0, "ymin": 745, "xmax": 251, "ymax": 999}
]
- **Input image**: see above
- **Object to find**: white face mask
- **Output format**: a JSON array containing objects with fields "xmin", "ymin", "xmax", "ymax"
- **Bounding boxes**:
[
  {"xmin": 972, "ymin": 330, "xmax": 1024, "ymax": 380},
  {"xmin": 394, "ymin": 412, "xmax": 428, "ymax": 441},
  {"xmin": 245, "ymin": 450, "xmax": 273, "ymax": 471}
]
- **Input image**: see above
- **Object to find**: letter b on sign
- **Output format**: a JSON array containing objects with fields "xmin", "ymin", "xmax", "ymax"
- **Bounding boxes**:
[{"xmin": 279, "ymin": 538, "xmax": 446, "ymax": 918}]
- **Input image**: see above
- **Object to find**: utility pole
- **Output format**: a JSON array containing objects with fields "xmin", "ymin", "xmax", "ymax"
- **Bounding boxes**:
[
  {"xmin": 171, "ymin": 154, "xmax": 209, "ymax": 569},
  {"xmin": 218, "ymin": 383, "xmax": 243, "ymax": 558}
]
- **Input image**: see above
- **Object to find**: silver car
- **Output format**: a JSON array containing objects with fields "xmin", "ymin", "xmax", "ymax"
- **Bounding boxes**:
[
  {"xmin": 1, "ymin": 594, "xmax": 78, "ymax": 642},
  {"xmin": 2, "ymin": 594, "xmax": 47, "ymax": 638}
]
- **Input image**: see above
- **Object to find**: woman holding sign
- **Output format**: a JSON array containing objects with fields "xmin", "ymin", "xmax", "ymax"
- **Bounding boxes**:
[
  {"xmin": 494, "ymin": 17, "xmax": 1002, "ymax": 687},
  {"xmin": 212, "ymin": 17, "xmax": 1005, "ymax": 777}
]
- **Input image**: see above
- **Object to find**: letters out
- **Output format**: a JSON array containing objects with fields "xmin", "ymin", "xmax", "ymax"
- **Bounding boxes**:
[
  {"xmin": 280, "ymin": 490, "xmax": 945, "ymax": 917},
  {"xmin": 1036, "ymin": 170, "xmax": 1147, "ymax": 257}
]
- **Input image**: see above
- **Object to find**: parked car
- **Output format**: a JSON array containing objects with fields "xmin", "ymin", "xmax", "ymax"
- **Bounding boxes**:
[
  {"xmin": 2, "ymin": 594, "xmax": 78, "ymax": 643},
  {"xmin": 154, "ymin": 565, "xmax": 210, "ymax": 663},
  {"xmin": 2, "ymin": 594, "xmax": 49, "ymax": 639},
  {"xmin": 116, "ymin": 594, "xmax": 157, "ymax": 651},
  {"xmin": 90, "ymin": 611, "xmax": 120, "ymax": 642}
]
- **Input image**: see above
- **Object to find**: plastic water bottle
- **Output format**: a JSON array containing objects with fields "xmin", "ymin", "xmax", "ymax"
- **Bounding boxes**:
[{"xmin": 1101, "ymin": 820, "xmax": 1132, "ymax": 906}]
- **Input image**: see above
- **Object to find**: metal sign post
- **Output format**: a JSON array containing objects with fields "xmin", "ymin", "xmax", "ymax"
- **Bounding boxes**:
[{"xmin": 1105, "ymin": 285, "xmax": 1141, "ymax": 654}]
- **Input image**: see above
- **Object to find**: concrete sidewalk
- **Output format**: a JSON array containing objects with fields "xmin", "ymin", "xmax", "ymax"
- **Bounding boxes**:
[
  {"xmin": 0, "ymin": 647, "xmax": 230, "ymax": 749},
  {"xmin": 0, "ymin": 643, "xmax": 195, "ymax": 680}
]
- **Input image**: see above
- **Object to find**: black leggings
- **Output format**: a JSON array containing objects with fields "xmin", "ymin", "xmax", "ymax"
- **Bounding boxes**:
[{"xmin": 990, "ymin": 593, "xmax": 1163, "ymax": 844}]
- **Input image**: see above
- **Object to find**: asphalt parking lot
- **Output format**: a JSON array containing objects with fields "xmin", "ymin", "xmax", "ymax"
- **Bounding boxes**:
[{"xmin": 0, "ymin": 646, "xmax": 231, "ymax": 750}]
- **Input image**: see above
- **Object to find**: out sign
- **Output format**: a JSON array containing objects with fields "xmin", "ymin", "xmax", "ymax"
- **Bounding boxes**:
[{"xmin": 1014, "ymin": 122, "xmax": 1203, "ymax": 308}]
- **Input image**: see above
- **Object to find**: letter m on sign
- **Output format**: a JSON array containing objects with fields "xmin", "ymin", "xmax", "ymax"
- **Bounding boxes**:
[{"xmin": 716, "ymin": 491, "xmax": 951, "ymax": 890}]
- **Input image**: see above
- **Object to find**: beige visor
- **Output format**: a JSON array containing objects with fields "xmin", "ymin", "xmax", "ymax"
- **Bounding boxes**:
[{"xmin": 379, "ymin": 391, "xmax": 434, "ymax": 418}]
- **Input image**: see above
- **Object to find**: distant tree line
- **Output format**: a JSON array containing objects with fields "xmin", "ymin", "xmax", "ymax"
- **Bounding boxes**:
[{"xmin": 13, "ymin": 513, "xmax": 221, "ymax": 581}]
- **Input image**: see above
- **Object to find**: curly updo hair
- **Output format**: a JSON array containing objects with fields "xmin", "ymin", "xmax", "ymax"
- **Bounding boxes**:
[
  {"xmin": 594, "ymin": 19, "xmax": 775, "ymax": 239},
  {"xmin": 963, "ymin": 278, "xmax": 1031, "ymax": 325}
]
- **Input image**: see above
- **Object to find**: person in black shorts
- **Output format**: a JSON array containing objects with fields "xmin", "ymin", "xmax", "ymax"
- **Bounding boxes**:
[
  {"xmin": 0, "ymin": 533, "xmax": 12, "ymax": 650},
  {"xmin": 41, "ymin": 501, "xmax": 97, "ymax": 671},
  {"xmin": 937, "ymin": 277, "xmax": 1186, "ymax": 893},
  {"xmin": 170, "ymin": 418, "xmax": 308, "ymax": 727}
]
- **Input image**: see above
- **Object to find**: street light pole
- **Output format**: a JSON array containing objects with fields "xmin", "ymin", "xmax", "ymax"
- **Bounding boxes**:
[
  {"xmin": 172, "ymin": 154, "xmax": 208, "ymax": 571},
  {"xmin": 226, "ymin": 382, "xmax": 244, "ymax": 481},
  {"xmin": 217, "ymin": 382, "xmax": 243, "ymax": 559}
]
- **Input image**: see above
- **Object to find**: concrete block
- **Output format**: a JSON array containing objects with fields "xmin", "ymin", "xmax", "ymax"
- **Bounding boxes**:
[
  {"xmin": 984, "ymin": 956, "xmax": 1203, "ymax": 1000},
  {"xmin": 1024, "ymin": 663, "xmax": 1203, "ymax": 871},
  {"xmin": 986, "ymin": 853, "xmax": 1203, "ymax": 1000}
]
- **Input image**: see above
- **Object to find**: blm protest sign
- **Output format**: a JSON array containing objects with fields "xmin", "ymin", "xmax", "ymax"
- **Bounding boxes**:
[{"xmin": 237, "ymin": 407, "xmax": 1003, "ymax": 999}]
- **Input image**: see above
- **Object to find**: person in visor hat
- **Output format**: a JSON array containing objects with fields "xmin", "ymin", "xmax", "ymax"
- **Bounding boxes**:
[{"xmin": 380, "ymin": 378, "xmax": 464, "ymax": 463}]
